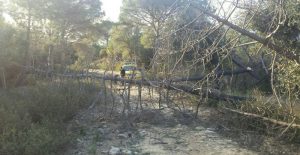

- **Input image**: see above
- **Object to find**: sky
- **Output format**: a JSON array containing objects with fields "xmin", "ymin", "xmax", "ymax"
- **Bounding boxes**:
[{"xmin": 101, "ymin": 0, "xmax": 123, "ymax": 22}]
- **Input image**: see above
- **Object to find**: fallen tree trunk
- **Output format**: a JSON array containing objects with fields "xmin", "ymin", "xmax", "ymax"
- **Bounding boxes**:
[
  {"xmin": 165, "ymin": 83, "xmax": 253, "ymax": 102},
  {"xmin": 196, "ymin": 7, "xmax": 300, "ymax": 64},
  {"xmin": 31, "ymin": 68, "xmax": 253, "ymax": 102},
  {"xmin": 223, "ymin": 107, "xmax": 300, "ymax": 129},
  {"xmin": 231, "ymin": 51, "xmax": 261, "ymax": 80},
  {"xmin": 171, "ymin": 68, "xmax": 251, "ymax": 82},
  {"xmin": 99, "ymin": 76, "xmax": 253, "ymax": 102}
]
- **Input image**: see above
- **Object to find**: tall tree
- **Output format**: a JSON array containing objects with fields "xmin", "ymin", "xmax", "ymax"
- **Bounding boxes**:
[
  {"xmin": 120, "ymin": 0, "xmax": 215, "ymax": 74},
  {"xmin": 7, "ymin": 0, "xmax": 104, "ymax": 69}
]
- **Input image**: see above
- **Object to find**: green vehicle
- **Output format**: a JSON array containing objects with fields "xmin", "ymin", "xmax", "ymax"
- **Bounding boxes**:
[{"xmin": 120, "ymin": 62, "xmax": 142, "ymax": 79}]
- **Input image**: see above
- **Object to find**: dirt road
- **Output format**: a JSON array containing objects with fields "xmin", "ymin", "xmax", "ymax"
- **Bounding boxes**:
[
  {"xmin": 65, "ymin": 106, "xmax": 259, "ymax": 155},
  {"xmin": 64, "ymin": 83, "xmax": 268, "ymax": 155}
]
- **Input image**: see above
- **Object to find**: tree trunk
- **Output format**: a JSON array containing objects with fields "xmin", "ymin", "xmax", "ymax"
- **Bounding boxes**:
[
  {"xmin": 24, "ymin": 4, "xmax": 32, "ymax": 66},
  {"xmin": 1, "ymin": 68, "xmax": 6, "ymax": 89},
  {"xmin": 197, "ymin": 7, "xmax": 300, "ymax": 63},
  {"xmin": 47, "ymin": 45, "xmax": 54, "ymax": 75}
]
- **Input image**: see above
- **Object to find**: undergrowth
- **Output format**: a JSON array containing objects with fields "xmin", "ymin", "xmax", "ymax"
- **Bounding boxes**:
[
  {"xmin": 0, "ymin": 80, "xmax": 100, "ymax": 155},
  {"xmin": 221, "ymin": 90, "xmax": 300, "ymax": 142}
]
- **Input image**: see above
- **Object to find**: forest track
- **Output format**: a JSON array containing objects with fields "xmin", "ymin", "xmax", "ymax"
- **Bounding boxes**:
[
  {"xmin": 63, "ymin": 71, "xmax": 300, "ymax": 155},
  {"xmin": 64, "ymin": 84, "xmax": 262, "ymax": 155}
]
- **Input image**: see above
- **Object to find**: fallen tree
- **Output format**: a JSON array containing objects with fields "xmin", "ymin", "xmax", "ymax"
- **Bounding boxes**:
[
  {"xmin": 171, "ymin": 68, "xmax": 252, "ymax": 82},
  {"xmin": 102, "ymin": 76, "xmax": 254, "ymax": 102},
  {"xmin": 195, "ymin": 6, "xmax": 300, "ymax": 64},
  {"xmin": 31, "ymin": 68, "xmax": 300, "ymax": 133},
  {"xmin": 109, "ymin": 77, "xmax": 252, "ymax": 101},
  {"xmin": 30, "ymin": 68, "xmax": 253, "ymax": 102},
  {"xmin": 231, "ymin": 51, "xmax": 261, "ymax": 80}
]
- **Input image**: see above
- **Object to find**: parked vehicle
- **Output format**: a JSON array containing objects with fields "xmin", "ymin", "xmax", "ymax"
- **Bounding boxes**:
[{"xmin": 120, "ymin": 62, "xmax": 142, "ymax": 79}]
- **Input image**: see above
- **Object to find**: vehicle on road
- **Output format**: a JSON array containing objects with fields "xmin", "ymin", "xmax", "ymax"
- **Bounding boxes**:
[{"xmin": 120, "ymin": 62, "xmax": 142, "ymax": 79}]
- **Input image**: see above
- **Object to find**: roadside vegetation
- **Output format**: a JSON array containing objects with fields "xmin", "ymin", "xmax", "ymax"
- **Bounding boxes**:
[{"xmin": 0, "ymin": 80, "xmax": 99, "ymax": 155}]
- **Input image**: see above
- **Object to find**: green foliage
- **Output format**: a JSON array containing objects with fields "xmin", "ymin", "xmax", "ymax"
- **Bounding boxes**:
[
  {"xmin": 276, "ymin": 59, "xmax": 300, "ymax": 99},
  {"xmin": 103, "ymin": 23, "xmax": 154, "ymax": 68},
  {"xmin": 0, "ymin": 23, "xmax": 25, "ymax": 63},
  {"xmin": 10, "ymin": 0, "xmax": 104, "ymax": 28},
  {"xmin": 250, "ymin": 0, "xmax": 299, "ymax": 48},
  {"xmin": 238, "ymin": 90, "xmax": 300, "ymax": 135},
  {"xmin": 93, "ymin": 21, "xmax": 114, "ymax": 44},
  {"xmin": 140, "ymin": 28, "xmax": 155, "ymax": 49},
  {"xmin": 1, "ymin": 0, "xmax": 105, "ymax": 72},
  {"xmin": 0, "ymin": 81, "xmax": 99, "ymax": 155},
  {"xmin": 108, "ymin": 25, "xmax": 137, "ymax": 59},
  {"xmin": 247, "ymin": 0, "xmax": 300, "ymax": 98},
  {"xmin": 116, "ymin": 0, "xmax": 214, "ymax": 73},
  {"xmin": 70, "ymin": 41, "xmax": 98, "ymax": 70}
]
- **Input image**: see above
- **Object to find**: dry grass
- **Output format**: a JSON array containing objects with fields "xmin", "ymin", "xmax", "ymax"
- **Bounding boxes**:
[
  {"xmin": 0, "ymin": 79, "xmax": 100, "ymax": 155},
  {"xmin": 216, "ymin": 90, "xmax": 300, "ymax": 143}
]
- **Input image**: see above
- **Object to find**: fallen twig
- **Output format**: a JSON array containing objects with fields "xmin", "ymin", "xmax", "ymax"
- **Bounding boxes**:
[{"xmin": 223, "ymin": 107, "xmax": 300, "ymax": 129}]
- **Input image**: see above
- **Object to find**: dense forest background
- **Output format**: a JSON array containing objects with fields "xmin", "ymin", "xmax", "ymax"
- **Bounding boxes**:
[{"xmin": 0, "ymin": 0, "xmax": 299, "ymax": 154}]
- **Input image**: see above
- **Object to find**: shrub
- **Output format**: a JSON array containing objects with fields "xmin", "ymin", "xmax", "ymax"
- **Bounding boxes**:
[{"xmin": 0, "ymin": 80, "xmax": 100, "ymax": 155}]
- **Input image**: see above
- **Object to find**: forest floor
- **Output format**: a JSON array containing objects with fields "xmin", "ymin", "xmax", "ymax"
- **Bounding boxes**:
[{"xmin": 65, "ymin": 84, "xmax": 300, "ymax": 155}]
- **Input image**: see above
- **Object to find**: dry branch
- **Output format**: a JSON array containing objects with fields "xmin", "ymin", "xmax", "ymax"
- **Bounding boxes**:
[{"xmin": 223, "ymin": 107, "xmax": 300, "ymax": 129}]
